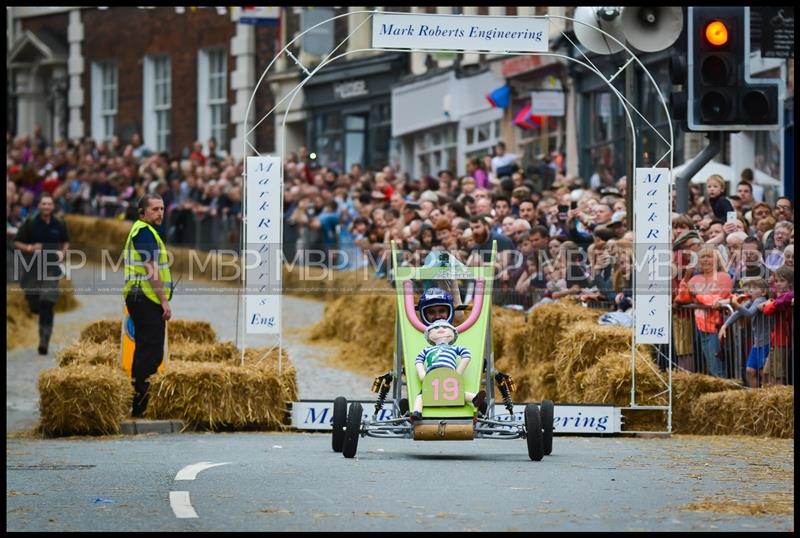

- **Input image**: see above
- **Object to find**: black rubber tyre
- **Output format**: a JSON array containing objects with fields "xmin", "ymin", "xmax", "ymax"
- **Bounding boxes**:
[
  {"xmin": 342, "ymin": 402, "xmax": 363, "ymax": 459},
  {"xmin": 398, "ymin": 398, "xmax": 409, "ymax": 416},
  {"xmin": 540, "ymin": 399, "xmax": 554, "ymax": 456},
  {"xmin": 524, "ymin": 403, "xmax": 544, "ymax": 461},
  {"xmin": 331, "ymin": 396, "xmax": 347, "ymax": 453}
]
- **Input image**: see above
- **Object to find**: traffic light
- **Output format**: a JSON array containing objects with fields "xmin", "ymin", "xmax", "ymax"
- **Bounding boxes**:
[{"xmin": 687, "ymin": 6, "xmax": 782, "ymax": 131}]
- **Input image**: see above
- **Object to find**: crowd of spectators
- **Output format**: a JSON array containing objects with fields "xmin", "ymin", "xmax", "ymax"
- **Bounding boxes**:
[
  {"xmin": 6, "ymin": 130, "xmax": 795, "ymax": 385},
  {"xmin": 6, "ymin": 130, "xmax": 244, "ymax": 249}
]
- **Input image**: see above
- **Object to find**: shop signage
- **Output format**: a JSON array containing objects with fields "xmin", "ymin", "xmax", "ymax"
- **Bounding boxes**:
[
  {"xmin": 334, "ymin": 80, "xmax": 368, "ymax": 100},
  {"xmin": 245, "ymin": 156, "xmax": 282, "ymax": 334},
  {"xmin": 530, "ymin": 90, "xmax": 565, "ymax": 117},
  {"xmin": 633, "ymin": 168, "xmax": 671, "ymax": 344},
  {"xmin": 758, "ymin": 7, "xmax": 794, "ymax": 58},
  {"xmin": 372, "ymin": 13, "xmax": 549, "ymax": 53}
]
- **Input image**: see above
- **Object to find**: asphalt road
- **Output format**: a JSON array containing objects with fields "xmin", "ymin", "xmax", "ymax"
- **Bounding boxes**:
[
  {"xmin": 6, "ymin": 263, "xmax": 795, "ymax": 531},
  {"xmin": 6, "ymin": 432, "xmax": 793, "ymax": 532}
]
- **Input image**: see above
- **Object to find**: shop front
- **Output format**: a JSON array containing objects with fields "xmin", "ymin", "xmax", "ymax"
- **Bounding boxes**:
[
  {"xmin": 391, "ymin": 66, "xmax": 505, "ymax": 179},
  {"xmin": 493, "ymin": 54, "xmax": 570, "ymax": 188},
  {"xmin": 303, "ymin": 52, "xmax": 407, "ymax": 173}
]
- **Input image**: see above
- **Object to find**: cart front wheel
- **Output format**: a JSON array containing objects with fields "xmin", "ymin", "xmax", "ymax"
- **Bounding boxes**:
[
  {"xmin": 525, "ymin": 404, "xmax": 544, "ymax": 461},
  {"xmin": 342, "ymin": 402, "xmax": 363, "ymax": 459},
  {"xmin": 332, "ymin": 396, "xmax": 347, "ymax": 453}
]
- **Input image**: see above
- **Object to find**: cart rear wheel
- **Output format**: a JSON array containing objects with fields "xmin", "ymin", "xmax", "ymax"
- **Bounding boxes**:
[
  {"xmin": 331, "ymin": 396, "xmax": 347, "ymax": 453},
  {"xmin": 525, "ymin": 404, "xmax": 544, "ymax": 461},
  {"xmin": 342, "ymin": 402, "xmax": 363, "ymax": 459},
  {"xmin": 540, "ymin": 400, "xmax": 554, "ymax": 456}
]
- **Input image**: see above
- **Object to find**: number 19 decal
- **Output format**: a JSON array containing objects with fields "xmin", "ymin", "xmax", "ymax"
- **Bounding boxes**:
[
  {"xmin": 423, "ymin": 369, "xmax": 465, "ymax": 406},
  {"xmin": 431, "ymin": 377, "xmax": 459, "ymax": 401}
]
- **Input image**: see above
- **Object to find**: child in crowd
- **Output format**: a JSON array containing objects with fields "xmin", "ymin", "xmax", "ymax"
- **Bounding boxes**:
[
  {"xmin": 761, "ymin": 266, "xmax": 794, "ymax": 386},
  {"xmin": 718, "ymin": 278, "xmax": 770, "ymax": 387}
]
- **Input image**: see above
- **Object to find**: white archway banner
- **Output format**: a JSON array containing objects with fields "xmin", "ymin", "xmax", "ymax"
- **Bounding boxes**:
[
  {"xmin": 372, "ymin": 13, "xmax": 549, "ymax": 52},
  {"xmin": 634, "ymin": 167, "xmax": 671, "ymax": 344},
  {"xmin": 245, "ymin": 156, "xmax": 282, "ymax": 334}
]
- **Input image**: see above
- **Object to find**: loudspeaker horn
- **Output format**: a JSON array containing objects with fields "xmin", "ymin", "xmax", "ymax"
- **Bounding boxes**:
[
  {"xmin": 573, "ymin": 6, "xmax": 626, "ymax": 55},
  {"xmin": 621, "ymin": 6, "xmax": 683, "ymax": 53}
]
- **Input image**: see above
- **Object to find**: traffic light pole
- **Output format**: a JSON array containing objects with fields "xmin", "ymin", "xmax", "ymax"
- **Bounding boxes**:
[{"xmin": 674, "ymin": 131, "xmax": 723, "ymax": 213}]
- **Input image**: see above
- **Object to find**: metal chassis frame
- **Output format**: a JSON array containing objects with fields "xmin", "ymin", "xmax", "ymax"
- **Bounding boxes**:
[{"xmin": 353, "ymin": 276, "xmax": 528, "ymax": 442}]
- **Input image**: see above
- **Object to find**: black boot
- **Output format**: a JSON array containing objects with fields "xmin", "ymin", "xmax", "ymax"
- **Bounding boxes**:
[{"xmin": 38, "ymin": 324, "xmax": 52, "ymax": 355}]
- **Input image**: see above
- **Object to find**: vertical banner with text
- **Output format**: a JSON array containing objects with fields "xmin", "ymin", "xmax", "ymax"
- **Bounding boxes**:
[
  {"xmin": 245, "ymin": 156, "xmax": 282, "ymax": 334},
  {"xmin": 634, "ymin": 168, "xmax": 671, "ymax": 344}
]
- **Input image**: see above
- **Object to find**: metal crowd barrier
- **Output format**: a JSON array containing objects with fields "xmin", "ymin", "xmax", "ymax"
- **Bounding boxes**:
[
  {"xmin": 672, "ymin": 303, "xmax": 794, "ymax": 387},
  {"xmin": 166, "ymin": 210, "xmax": 241, "ymax": 251}
]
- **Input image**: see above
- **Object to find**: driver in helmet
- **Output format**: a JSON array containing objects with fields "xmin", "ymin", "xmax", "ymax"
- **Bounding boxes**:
[{"xmin": 418, "ymin": 286, "xmax": 463, "ymax": 325}]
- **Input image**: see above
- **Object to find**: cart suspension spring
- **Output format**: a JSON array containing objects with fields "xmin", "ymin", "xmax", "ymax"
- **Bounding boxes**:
[
  {"xmin": 495, "ymin": 371, "xmax": 516, "ymax": 415},
  {"xmin": 372, "ymin": 372, "xmax": 393, "ymax": 414}
]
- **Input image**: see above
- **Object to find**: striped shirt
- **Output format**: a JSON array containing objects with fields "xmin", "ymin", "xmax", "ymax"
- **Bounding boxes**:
[{"xmin": 415, "ymin": 344, "xmax": 471, "ymax": 372}]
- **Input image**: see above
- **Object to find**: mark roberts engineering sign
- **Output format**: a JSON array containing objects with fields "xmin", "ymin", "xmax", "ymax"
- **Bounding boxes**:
[
  {"xmin": 291, "ymin": 401, "xmax": 622, "ymax": 434},
  {"xmin": 372, "ymin": 13, "xmax": 550, "ymax": 53}
]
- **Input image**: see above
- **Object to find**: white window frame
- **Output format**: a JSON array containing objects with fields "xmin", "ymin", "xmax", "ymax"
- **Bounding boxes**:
[
  {"xmin": 197, "ymin": 47, "xmax": 228, "ymax": 154},
  {"xmin": 91, "ymin": 62, "xmax": 117, "ymax": 142},
  {"xmin": 413, "ymin": 124, "xmax": 458, "ymax": 180},
  {"xmin": 460, "ymin": 107, "xmax": 503, "ymax": 175},
  {"xmin": 143, "ymin": 55, "xmax": 171, "ymax": 153}
]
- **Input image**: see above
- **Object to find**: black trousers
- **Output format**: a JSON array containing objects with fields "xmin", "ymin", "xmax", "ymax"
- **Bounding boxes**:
[
  {"xmin": 21, "ymin": 271, "xmax": 58, "ymax": 343},
  {"xmin": 125, "ymin": 289, "xmax": 166, "ymax": 416}
]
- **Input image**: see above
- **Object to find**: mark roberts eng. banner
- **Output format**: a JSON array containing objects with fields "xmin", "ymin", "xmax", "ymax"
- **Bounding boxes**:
[
  {"xmin": 634, "ymin": 168, "xmax": 671, "ymax": 344},
  {"xmin": 372, "ymin": 13, "xmax": 549, "ymax": 53},
  {"xmin": 245, "ymin": 156, "xmax": 281, "ymax": 335}
]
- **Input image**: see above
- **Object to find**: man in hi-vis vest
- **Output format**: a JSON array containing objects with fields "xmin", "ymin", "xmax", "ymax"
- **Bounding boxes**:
[{"xmin": 122, "ymin": 193, "xmax": 173, "ymax": 417}]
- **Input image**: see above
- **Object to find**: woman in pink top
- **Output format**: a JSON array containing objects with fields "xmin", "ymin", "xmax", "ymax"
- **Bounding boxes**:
[
  {"xmin": 467, "ymin": 157, "xmax": 490, "ymax": 190},
  {"xmin": 675, "ymin": 245, "xmax": 733, "ymax": 378}
]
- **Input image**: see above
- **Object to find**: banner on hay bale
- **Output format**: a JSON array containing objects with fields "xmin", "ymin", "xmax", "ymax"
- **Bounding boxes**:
[
  {"xmin": 290, "ymin": 401, "xmax": 622, "ymax": 434},
  {"xmin": 634, "ymin": 167, "xmax": 671, "ymax": 345},
  {"xmin": 245, "ymin": 156, "xmax": 282, "ymax": 335}
]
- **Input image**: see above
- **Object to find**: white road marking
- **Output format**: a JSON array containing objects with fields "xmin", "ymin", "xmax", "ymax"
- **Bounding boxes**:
[
  {"xmin": 170, "ymin": 491, "xmax": 198, "ymax": 519},
  {"xmin": 174, "ymin": 461, "xmax": 231, "ymax": 481}
]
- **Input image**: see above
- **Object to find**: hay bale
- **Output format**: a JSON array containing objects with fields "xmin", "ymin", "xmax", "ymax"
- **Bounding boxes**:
[
  {"xmin": 56, "ymin": 340, "xmax": 119, "ymax": 368},
  {"xmin": 494, "ymin": 308, "xmax": 529, "ymax": 365},
  {"xmin": 554, "ymin": 322, "xmax": 649, "ymax": 400},
  {"xmin": 6, "ymin": 281, "xmax": 78, "ymax": 350},
  {"xmin": 38, "ymin": 364, "xmax": 133, "ymax": 436},
  {"xmin": 244, "ymin": 346, "xmax": 298, "ymax": 402},
  {"xmin": 310, "ymin": 294, "xmax": 395, "ymax": 371},
  {"xmin": 576, "ymin": 351, "xmax": 667, "ymax": 407},
  {"xmin": 671, "ymin": 370, "xmax": 742, "ymax": 433},
  {"xmin": 146, "ymin": 355, "xmax": 295, "ymax": 430},
  {"xmin": 169, "ymin": 341, "xmax": 239, "ymax": 363},
  {"xmin": 524, "ymin": 300, "xmax": 601, "ymax": 364},
  {"xmin": 79, "ymin": 319, "xmax": 216, "ymax": 346},
  {"xmin": 62, "ymin": 214, "xmax": 131, "ymax": 268},
  {"xmin": 688, "ymin": 386, "xmax": 794, "ymax": 438},
  {"xmin": 6, "ymin": 286, "xmax": 37, "ymax": 350},
  {"xmin": 166, "ymin": 320, "xmax": 217, "ymax": 344},
  {"xmin": 80, "ymin": 319, "xmax": 120, "ymax": 344},
  {"xmin": 54, "ymin": 278, "xmax": 80, "ymax": 313},
  {"xmin": 282, "ymin": 266, "xmax": 386, "ymax": 299}
]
